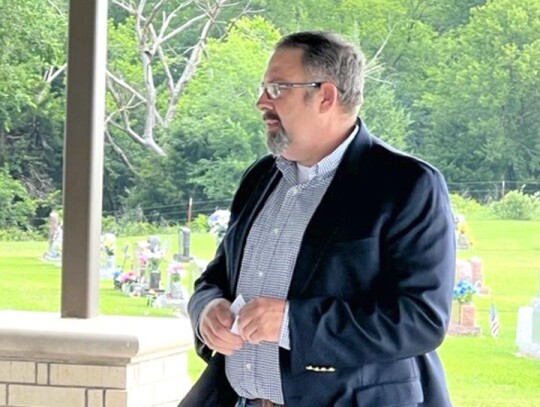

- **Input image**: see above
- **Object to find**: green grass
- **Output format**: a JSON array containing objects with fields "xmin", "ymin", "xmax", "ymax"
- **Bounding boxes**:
[
  {"xmin": 439, "ymin": 220, "xmax": 540, "ymax": 406},
  {"xmin": 1, "ymin": 222, "xmax": 540, "ymax": 406},
  {"xmin": 0, "ymin": 233, "xmax": 217, "ymax": 315}
]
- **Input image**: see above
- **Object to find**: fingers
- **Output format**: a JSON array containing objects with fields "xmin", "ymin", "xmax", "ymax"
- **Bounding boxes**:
[
  {"xmin": 238, "ymin": 297, "xmax": 286, "ymax": 344},
  {"xmin": 200, "ymin": 299, "xmax": 243, "ymax": 355}
]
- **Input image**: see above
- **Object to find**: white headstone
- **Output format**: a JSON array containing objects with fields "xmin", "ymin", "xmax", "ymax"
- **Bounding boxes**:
[{"xmin": 516, "ymin": 306, "xmax": 533, "ymax": 345}]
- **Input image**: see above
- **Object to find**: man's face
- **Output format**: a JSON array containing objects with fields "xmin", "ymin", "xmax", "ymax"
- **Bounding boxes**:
[{"xmin": 256, "ymin": 48, "xmax": 320, "ymax": 162}]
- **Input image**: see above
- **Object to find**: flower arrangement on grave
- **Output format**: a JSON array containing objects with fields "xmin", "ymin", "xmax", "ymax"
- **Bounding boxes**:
[
  {"xmin": 165, "ymin": 262, "xmax": 189, "ymax": 301},
  {"xmin": 453, "ymin": 279, "xmax": 479, "ymax": 328},
  {"xmin": 138, "ymin": 237, "xmax": 165, "ymax": 273},
  {"xmin": 454, "ymin": 214, "xmax": 474, "ymax": 249},
  {"xmin": 117, "ymin": 270, "xmax": 138, "ymax": 284},
  {"xmin": 208, "ymin": 209, "xmax": 231, "ymax": 243},
  {"xmin": 167, "ymin": 262, "xmax": 185, "ymax": 283},
  {"xmin": 453, "ymin": 279, "xmax": 477, "ymax": 304},
  {"xmin": 101, "ymin": 233, "xmax": 116, "ymax": 256}
]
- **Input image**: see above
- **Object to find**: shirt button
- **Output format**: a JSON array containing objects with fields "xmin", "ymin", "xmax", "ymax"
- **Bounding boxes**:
[
  {"xmin": 273, "ymin": 228, "xmax": 279, "ymax": 235},
  {"xmin": 258, "ymin": 271, "xmax": 264, "ymax": 277},
  {"xmin": 290, "ymin": 187, "xmax": 299, "ymax": 195},
  {"xmin": 245, "ymin": 363, "xmax": 252, "ymax": 370}
]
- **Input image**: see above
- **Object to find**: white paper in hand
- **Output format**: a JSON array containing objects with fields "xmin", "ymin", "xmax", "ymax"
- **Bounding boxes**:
[{"xmin": 230, "ymin": 294, "xmax": 246, "ymax": 335}]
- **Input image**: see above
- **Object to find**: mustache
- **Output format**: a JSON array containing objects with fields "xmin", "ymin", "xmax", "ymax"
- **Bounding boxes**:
[{"xmin": 263, "ymin": 112, "xmax": 280, "ymax": 121}]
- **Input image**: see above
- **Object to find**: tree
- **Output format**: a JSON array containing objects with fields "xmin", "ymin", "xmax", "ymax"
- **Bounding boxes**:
[
  {"xmin": 416, "ymin": 0, "xmax": 540, "ymax": 183},
  {"xmin": 106, "ymin": 0, "xmax": 253, "ymax": 158},
  {"xmin": 125, "ymin": 16, "xmax": 280, "ymax": 211},
  {"xmin": 0, "ymin": 0, "xmax": 67, "ymax": 199}
]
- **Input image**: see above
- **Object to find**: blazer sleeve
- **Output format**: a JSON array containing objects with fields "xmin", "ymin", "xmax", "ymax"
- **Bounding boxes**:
[{"xmin": 288, "ymin": 166, "xmax": 456, "ymax": 372}]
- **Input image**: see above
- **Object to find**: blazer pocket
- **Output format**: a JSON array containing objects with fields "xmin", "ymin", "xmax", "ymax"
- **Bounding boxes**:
[
  {"xmin": 360, "ymin": 358, "xmax": 419, "ymax": 387},
  {"xmin": 354, "ymin": 379, "xmax": 424, "ymax": 407}
]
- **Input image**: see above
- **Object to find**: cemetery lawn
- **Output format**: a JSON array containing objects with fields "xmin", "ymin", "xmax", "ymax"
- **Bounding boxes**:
[
  {"xmin": 0, "ymin": 221, "xmax": 539, "ymax": 406},
  {"xmin": 439, "ymin": 220, "xmax": 540, "ymax": 407}
]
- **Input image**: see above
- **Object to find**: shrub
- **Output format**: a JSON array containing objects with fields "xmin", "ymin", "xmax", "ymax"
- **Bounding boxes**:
[
  {"xmin": 450, "ymin": 194, "xmax": 486, "ymax": 217},
  {"xmin": 102, "ymin": 216, "xmax": 120, "ymax": 235},
  {"xmin": 118, "ymin": 220, "xmax": 159, "ymax": 236},
  {"xmin": 0, "ymin": 227, "xmax": 42, "ymax": 241},
  {"xmin": 490, "ymin": 190, "xmax": 539, "ymax": 220},
  {"xmin": 190, "ymin": 214, "xmax": 210, "ymax": 232}
]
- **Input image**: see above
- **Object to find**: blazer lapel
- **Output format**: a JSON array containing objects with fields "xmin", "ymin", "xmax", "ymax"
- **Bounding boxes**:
[{"xmin": 288, "ymin": 121, "xmax": 374, "ymax": 297}]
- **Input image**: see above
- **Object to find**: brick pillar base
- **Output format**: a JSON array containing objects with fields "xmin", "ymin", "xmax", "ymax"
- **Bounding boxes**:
[{"xmin": 0, "ymin": 311, "xmax": 193, "ymax": 407}]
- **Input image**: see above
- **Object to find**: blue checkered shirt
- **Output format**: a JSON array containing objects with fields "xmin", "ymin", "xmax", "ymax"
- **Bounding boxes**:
[{"xmin": 225, "ymin": 128, "xmax": 357, "ymax": 404}]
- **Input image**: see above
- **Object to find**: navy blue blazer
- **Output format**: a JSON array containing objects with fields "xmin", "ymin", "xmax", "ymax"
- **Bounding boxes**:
[{"xmin": 184, "ymin": 120, "xmax": 455, "ymax": 407}]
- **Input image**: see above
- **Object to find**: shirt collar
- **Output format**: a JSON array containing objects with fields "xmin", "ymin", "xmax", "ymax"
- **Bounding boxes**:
[{"xmin": 276, "ymin": 125, "xmax": 358, "ymax": 184}]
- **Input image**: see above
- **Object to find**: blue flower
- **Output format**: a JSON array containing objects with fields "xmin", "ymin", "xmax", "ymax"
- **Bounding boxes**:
[{"xmin": 453, "ymin": 279, "xmax": 477, "ymax": 304}]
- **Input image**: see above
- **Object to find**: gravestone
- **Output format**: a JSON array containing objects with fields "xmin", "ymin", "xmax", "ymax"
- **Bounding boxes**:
[
  {"xmin": 455, "ymin": 258, "xmax": 490, "ymax": 295},
  {"xmin": 151, "ymin": 268, "xmax": 189, "ymax": 314},
  {"xmin": 455, "ymin": 259, "xmax": 472, "ymax": 282},
  {"xmin": 449, "ymin": 264, "xmax": 482, "ymax": 336},
  {"xmin": 517, "ymin": 306, "xmax": 533, "ymax": 345},
  {"xmin": 517, "ymin": 305, "xmax": 540, "ymax": 359},
  {"xmin": 470, "ymin": 257, "xmax": 490, "ymax": 294},
  {"xmin": 149, "ymin": 271, "xmax": 161, "ymax": 289},
  {"xmin": 146, "ymin": 235, "xmax": 163, "ymax": 289},
  {"xmin": 516, "ymin": 271, "xmax": 540, "ymax": 359},
  {"xmin": 532, "ymin": 297, "xmax": 540, "ymax": 344},
  {"xmin": 174, "ymin": 227, "xmax": 193, "ymax": 262}
]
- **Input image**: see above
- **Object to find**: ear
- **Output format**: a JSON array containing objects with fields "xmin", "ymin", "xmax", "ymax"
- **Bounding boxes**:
[{"xmin": 318, "ymin": 82, "xmax": 338, "ymax": 113}]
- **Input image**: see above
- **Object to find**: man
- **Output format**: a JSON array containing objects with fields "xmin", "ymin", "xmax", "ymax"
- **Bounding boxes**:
[{"xmin": 182, "ymin": 31, "xmax": 455, "ymax": 407}]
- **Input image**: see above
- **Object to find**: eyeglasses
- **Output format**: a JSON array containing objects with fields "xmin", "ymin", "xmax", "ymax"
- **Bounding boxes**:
[{"xmin": 258, "ymin": 82, "xmax": 322, "ymax": 100}]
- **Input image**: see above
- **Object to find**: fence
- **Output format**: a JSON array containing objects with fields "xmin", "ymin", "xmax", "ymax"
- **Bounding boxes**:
[
  {"xmin": 446, "ymin": 180, "xmax": 540, "ymax": 203},
  {"xmin": 25, "ymin": 181, "xmax": 540, "ymax": 228}
]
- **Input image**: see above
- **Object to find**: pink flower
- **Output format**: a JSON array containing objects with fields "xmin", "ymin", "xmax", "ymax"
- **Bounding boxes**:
[
  {"xmin": 167, "ymin": 263, "xmax": 185, "ymax": 282},
  {"xmin": 118, "ymin": 271, "xmax": 137, "ymax": 283}
]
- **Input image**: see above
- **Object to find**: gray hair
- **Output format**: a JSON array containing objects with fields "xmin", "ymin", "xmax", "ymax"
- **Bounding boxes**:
[{"xmin": 275, "ymin": 31, "xmax": 365, "ymax": 113}]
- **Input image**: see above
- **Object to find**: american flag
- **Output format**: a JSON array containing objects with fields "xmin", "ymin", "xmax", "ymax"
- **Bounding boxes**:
[{"xmin": 490, "ymin": 303, "xmax": 500, "ymax": 338}]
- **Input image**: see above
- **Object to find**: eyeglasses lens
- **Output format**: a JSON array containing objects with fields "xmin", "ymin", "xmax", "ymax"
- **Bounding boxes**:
[{"xmin": 259, "ymin": 84, "xmax": 280, "ymax": 99}]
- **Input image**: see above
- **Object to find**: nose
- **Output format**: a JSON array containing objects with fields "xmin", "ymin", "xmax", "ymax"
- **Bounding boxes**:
[{"xmin": 256, "ymin": 90, "xmax": 272, "ymax": 112}]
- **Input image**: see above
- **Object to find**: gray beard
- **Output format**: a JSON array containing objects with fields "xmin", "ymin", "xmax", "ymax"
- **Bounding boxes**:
[{"xmin": 266, "ymin": 126, "xmax": 291, "ymax": 156}]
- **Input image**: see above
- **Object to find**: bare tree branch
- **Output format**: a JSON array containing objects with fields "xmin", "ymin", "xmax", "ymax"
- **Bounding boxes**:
[
  {"xmin": 107, "ymin": 0, "xmax": 247, "ymax": 156},
  {"xmin": 158, "ymin": 13, "xmax": 207, "ymax": 46},
  {"xmin": 104, "ymin": 125, "xmax": 136, "ymax": 172},
  {"xmin": 107, "ymin": 71, "xmax": 148, "ymax": 103},
  {"xmin": 163, "ymin": 0, "xmax": 230, "ymax": 125},
  {"xmin": 46, "ymin": 0, "xmax": 65, "ymax": 15},
  {"xmin": 366, "ymin": 26, "xmax": 394, "ymax": 72},
  {"xmin": 112, "ymin": 0, "xmax": 137, "ymax": 15},
  {"xmin": 43, "ymin": 64, "xmax": 67, "ymax": 84}
]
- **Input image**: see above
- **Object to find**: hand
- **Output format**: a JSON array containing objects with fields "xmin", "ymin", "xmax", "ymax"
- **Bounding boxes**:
[
  {"xmin": 237, "ymin": 297, "xmax": 286, "ymax": 345},
  {"xmin": 199, "ymin": 298, "xmax": 244, "ymax": 356}
]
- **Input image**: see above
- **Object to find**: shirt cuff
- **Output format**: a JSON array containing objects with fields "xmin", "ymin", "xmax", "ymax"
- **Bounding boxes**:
[{"xmin": 278, "ymin": 301, "xmax": 290, "ymax": 350}]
